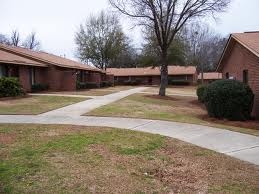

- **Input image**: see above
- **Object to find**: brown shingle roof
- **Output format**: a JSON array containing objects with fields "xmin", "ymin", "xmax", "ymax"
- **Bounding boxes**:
[
  {"xmin": 217, "ymin": 32, "xmax": 259, "ymax": 71},
  {"xmin": 0, "ymin": 49, "xmax": 47, "ymax": 67},
  {"xmin": 198, "ymin": 72, "xmax": 222, "ymax": 80},
  {"xmin": 232, "ymin": 32, "xmax": 259, "ymax": 57},
  {"xmin": 0, "ymin": 44, "xmax": 101, "ymax": 72},
  {"xmin": 107, "ymin": 66, "xmax": 197, "ymax": 76}
]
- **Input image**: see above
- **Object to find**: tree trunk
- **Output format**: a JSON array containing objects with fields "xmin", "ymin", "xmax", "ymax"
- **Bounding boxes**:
[
  {"xmin": 201, "ymin": 63, "xmax": 204, "ymax": 84},
  {"xmin": 159, "ymin": 58, "xmax": 168, "ymax": 96}
]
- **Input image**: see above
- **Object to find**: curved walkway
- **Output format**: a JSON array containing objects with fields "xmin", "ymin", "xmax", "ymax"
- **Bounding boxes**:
[{"xmin": 0, "ymin": 87, "xmax": 258, "ymax": 165}]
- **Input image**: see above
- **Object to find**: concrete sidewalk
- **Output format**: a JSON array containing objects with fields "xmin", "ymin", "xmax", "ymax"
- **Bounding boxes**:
[
  {"xmin": 0, "ymin": 114, "xmax": 258, "ymax": 165},
  {"xmin": 40, "ymin": 87, "xmax": 147, "ymax": 117},
  {"xmin": 29, "ymin": 93, "xmax": 96, "ymax": 99}
]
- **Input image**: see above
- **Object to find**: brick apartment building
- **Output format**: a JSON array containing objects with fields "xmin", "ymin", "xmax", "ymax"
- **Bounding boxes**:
[
  {"xmin": 0, "ymin": 44, "xmax": 113, "ymax": 92},
  {"xmin": 107, "ymin": 66, "xmax": 198, "ymax": 85},
  {"xmin": 217, "ymin": 32, "xmax": 259, "ymax": 118}
]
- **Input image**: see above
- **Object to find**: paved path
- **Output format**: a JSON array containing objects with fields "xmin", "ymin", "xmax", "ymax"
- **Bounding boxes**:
[
  {"xmin": 0, "ymin": 87, "xmax": 258, "ymax": 166},
  {"xmin": 29, "ymin": 93, "xmax": 97, "ymax": 99},
  {"xmin": 40, "ymin": 87, "xmax": 147, "ymax": 117}
]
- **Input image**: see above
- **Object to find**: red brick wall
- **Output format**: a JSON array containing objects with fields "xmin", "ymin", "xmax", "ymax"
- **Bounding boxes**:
[
  {"xmin": 104, "ymin": 74, "xmax": 114, "ymax": 83},
  {"xmin": 35, "ymin": 67, "xmax": 48, "ymax": 85},
  {"xmin": 152, "ymin": 76, "xmax": 160, "ymax": 85},
  {"xmin": 88, "ymin": 72, "xmax": 101, "ymax": 87},
  {"xmin": 61, "ymin": 70, "xmax": 77, "ymax": 91},
  {"xmin": 19, "ymin": 66, "xmax": 31, "ymax": 92},
  {"xmin": 220, "ymin": 41, "xmax": 259, "ymax": 118},
  {"xmin": 46, "ymin": 65, "xmax": 76, "ymax": 91}
]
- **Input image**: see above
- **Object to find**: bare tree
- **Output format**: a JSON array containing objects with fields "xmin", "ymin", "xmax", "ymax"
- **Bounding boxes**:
[
  {"xmin": 23, "ymin": 32, "xmax": 41, "ymax": 50},
  {"xmin": 10, "ymin": 30, "xmax": 21, "ymax": 46},
  {"xmin": 109, "ymin": 0, "xmax": 231, "ymax": 96},
  {"xmin": 182, "ymin": 23, "xmax": 227, "ymax": 83},
  {"xmin": 75, "ymin": 11, "xmax": 129, "ymax": 70},
  {"xmin": 0, "ymin": 34, "xmax": 11, "ymax": 45}
]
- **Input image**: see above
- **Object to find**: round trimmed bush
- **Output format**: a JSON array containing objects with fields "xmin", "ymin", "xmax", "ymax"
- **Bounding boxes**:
[
  {"xmin": 0, "ymin": 77, "xmax": 24, "ymax": 97},
  {"xmin": 204, "ymin": 79, "xmax": 254, "ymax": 121},
  {"xmin": 197, "ymin": 84, "xmax": 208, "ymax": 103}
]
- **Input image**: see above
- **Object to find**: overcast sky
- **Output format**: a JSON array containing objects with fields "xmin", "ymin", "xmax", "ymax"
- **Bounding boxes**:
[{"xmin": 1, "ymin": 0, "xmax": 259, "ymax": 60}]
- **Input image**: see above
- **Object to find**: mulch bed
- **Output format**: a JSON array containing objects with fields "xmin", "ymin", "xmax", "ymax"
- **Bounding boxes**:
[
  {"xmin": 145, "ymin": 95, "xmax": 179, "ymax": 101},
  {"xmin": 189, "ymin": 99, "xmax": 259, "ymax": 130},
  {"xmin": 199, "ymin": 114, "xmax": 259, "ymax": 130}
]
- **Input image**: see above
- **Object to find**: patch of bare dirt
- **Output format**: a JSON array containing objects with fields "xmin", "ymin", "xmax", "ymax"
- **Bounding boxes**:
[
  {"xmin": 200, "ymin": 114, "xmax": 259, "ymax": 130},
  {"xmin": 0, "ymin": 95, "xmax": 30, "ymax": 102},
  {"xmin": 145, "ymin": 95, "xmax": 179, "ymax": 101},
  {"xmin": 178, "ymin": 97, "xmax": 259, "ymax": 130},
  {"xmin": 0, "ymin": 133, "xmax": 16, "ymax": 144}
]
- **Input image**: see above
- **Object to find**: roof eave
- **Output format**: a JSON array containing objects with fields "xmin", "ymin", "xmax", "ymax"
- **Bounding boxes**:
[
  {"xmin": 216, "ymin": 34, "xmax": 232, "ymax": 72},
  {"xmin": 0, "ymin": 60, "xmax": 47, "ymax": 67}
]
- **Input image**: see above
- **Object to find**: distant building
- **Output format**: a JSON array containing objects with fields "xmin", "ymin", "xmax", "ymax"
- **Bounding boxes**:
[
  {"xmin": 217, "ymin": 31, "xmax": 259, "ymax": 118},
  {"xmin": 107, "ymin": 66, "xmax": 198, "ymax": 85},
  {"xmin": 198, "ymin": 72, "xmax": 222, "ymax": 84}
]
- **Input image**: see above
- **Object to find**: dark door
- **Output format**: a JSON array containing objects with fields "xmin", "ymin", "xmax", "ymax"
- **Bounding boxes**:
[{"xmin": 148, "ymin": 76, "xmax": 152, "ymax": 85}]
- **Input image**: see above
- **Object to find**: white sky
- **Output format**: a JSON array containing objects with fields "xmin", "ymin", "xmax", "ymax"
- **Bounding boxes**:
[{"xmin": 1, "ymin": 0, "xmax": 259, "ymax": 60}]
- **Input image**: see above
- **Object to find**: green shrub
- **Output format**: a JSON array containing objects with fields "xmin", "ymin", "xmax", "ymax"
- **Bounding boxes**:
[
  {"xmin": 76, "ymin": 81, "xmax": 99, "ymax": 90},
  {"xmin": 197, "ymin": 85, "xmax": 208, "ymax": 103},
  {"xmin": 31, "ymin": 83, "xmax": 49, "ymax": 92},
  {"xmin": 204, "ymin": 79, "xmax": 254, "ymax": 121},
  {"xmin": 0, "ymin": 77, "xmax": 24, "ymax": 97},
  {"xmin": 121, "ymin": 79, "xmax": 141, "ymax": 86},
  {"xmin": 101, "ymin": 81, "xmax": 114, "ymax": 88},
  {"xmin": 168, "ymin": 80, "xmax": 191, "ymax": 86}
]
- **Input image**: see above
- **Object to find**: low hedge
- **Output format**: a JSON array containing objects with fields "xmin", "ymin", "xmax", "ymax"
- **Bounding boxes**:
[
  {"xmin": 31, "ymin": 83, "xmax": 49, "ymax": 92},
  {"xmin": 76, "ymin": 81, "xmax": 99, "ymax": 90},
  {"xmin": 0, "ymin": 77, "xmax": 24, "ymax": 97},
  {"xmin": 204, "ymin": 79, "xmax": 254, "ymax": 121},
  {"xmin": 168, "ymin": 80, "xmax": 191, "ymax": 86},
  {"xmin": 197, "ymin": 85, "xmax": 208, "ymax": 103},
  {"xmin": 119, "ymin": 80, "xmax": 137, "ymax": 86},
  {"xmin": 101, "ymin": 81, "xmax": 114, "ymax": 88}
]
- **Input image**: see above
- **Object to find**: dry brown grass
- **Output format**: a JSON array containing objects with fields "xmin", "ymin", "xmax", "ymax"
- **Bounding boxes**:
[
  {"xmin": 144, "ymin": 86, "xmax": 197, "ymax": 96},
  {"xmin": 0, "ymin": 96, "xmax": 86, "ymax": 115},
  {"xmin": 0, "ymin": 124, "xmax": 258, "ymax": 193},
  {"xmin": 50, "ymin": 86, "xmax": 136, "ymax": 96}
]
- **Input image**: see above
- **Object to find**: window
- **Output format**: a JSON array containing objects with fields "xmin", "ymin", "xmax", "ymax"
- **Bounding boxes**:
[
  {"xmin": 243, "ymin": 70, "xmax": 248, "ymax": 84},
  {"xmin": 226, "ymin": 72, "xmax": 229, "ymax": 79},
  {"xmin": 0, "ymin": 66, "xmax": 3, "ymax": 78},
  {"xmin": 80, "ymin": 71, "xmax": 84, "ymax": 82},
  {"xmin": 0, "ymin": 65, "xmax": 7, "ymax": 78},
  {"xmin": 30, "ymin": 67, "xmax": 36, "ymax": 85}
]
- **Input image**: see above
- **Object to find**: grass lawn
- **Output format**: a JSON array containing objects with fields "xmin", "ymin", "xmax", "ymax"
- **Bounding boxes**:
[
  {"xmin": 0, "ymin": 124, "xmax": 258, "ymax": 193},
  {"xmin": 50, "ymin": 86, "xmax": 136, "ymax": 96},
  {"xmin": 87, "ymin": 94, "xmax": 259, "ymax": 136},
  {"xmin": 144, "ymin": 86, "xmax": 197, "ymax": 96},
  {"xmin": 0, "ymin": 96, "xmax": 86, "ymax": 115}
]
